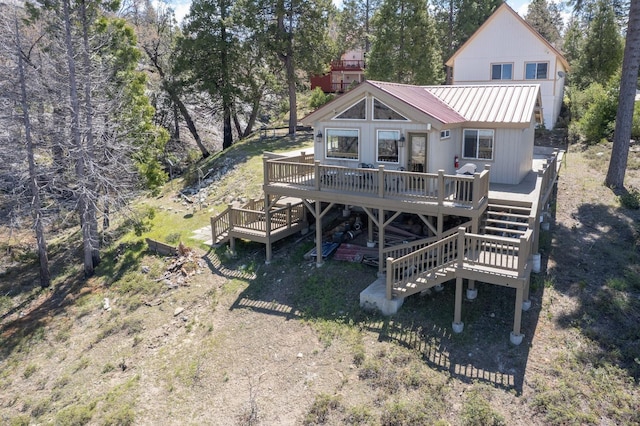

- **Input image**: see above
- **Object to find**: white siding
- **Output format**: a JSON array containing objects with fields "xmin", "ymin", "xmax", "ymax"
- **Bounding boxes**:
[{"xmin": 450, "ymin": 7, "xmax": 565, "ymax": 128}]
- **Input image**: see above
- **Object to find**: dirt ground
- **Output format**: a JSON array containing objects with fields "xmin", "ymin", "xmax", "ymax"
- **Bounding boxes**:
[{"xmin": 1, "ymin": 131, "xmax": 640, "ymax": 425}]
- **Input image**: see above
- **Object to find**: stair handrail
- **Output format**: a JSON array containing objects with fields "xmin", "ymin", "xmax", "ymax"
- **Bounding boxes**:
[
  {"xmin": 210, "ymin": 204, "xmax": 234, "ymax": 243},
  {"xmin": 386, "ymin": 232, "xmax": 459, "ymax": 299}
]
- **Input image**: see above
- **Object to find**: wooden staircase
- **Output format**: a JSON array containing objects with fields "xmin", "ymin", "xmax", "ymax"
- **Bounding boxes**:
[
  {"xmin": 482, "ymin": 199, "xmax": 533, "ymax": 238},
  {"xmin": 388, "ymin": 198, "xmax": 536, "ymax": 299}
]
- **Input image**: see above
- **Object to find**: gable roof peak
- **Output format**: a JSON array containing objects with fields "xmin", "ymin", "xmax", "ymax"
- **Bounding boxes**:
[{"xmin": 445, "ymin": 2, "xmax": 569, "ymax": 71}]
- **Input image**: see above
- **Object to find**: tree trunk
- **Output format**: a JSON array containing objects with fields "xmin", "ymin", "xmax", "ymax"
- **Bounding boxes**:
[
  {"xmin": 80, "ymin": 0, "xmax": 100, "ymax": 268},
  {"xmin": 172, "ymin": 86, "xmax": 210, "ymax": 157},
  {"xmin": 63, "ymin": 0, "xmax": 94, "ymax": 277},
  {"xmin": 606, "ymin": 0, "xmax": 640, "ymax": 188},
  {"xmin": 15, "ymin": 15, "xmax": 50, "ymax": 288},
  {"xmin": 142, "ymin": 45, "xmax": 210, "ymax": 158}
]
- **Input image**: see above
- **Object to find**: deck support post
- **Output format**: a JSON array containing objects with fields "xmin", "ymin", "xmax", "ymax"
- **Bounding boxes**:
[
  {"xmin": 522, "ymin": 276, "xmax": 531, "ymax": 311},
  {"xmin": 229, "ymin": 235, "xmax": 236, "ymax": 257},
  {"xmin": 453, "ymin": 277, "xmax": 464, "ymax": 333},
  {"xmin": 315, "ymin": 200, "xmax": 323, "ymax": 267},
  {"xmin": 378, "ymin": 208, "xmax": 385, "ymax": 275},
  {"xmin": 511, "ymin": 283, "xmax": 525, "ymax": 345},
  {"xmin": 466, "ymin": 279, "xmax": 477, "ymax": 300},
  {"xmin": 264, "ymin": 197, "xmax": 273, "ymax": 264},
  {"xmin": 367, "ymin": 215, "xmax": 374, "ymax": 243}
]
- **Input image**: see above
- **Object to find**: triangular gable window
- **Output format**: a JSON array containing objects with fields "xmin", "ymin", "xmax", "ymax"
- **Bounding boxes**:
[
  {"xmin": 334, "ymin": 99, "xmax": 366, "ymax": 120},
  {"xmin": 373, "ymin": 98, "xmax": 408, "ymax": 121}
]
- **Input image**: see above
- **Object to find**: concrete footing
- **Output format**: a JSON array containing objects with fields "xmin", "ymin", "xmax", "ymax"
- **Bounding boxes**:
[
  {"xmin": 466, "ymin": 288, "xmax": 478, "ymax": 300},
  {"xmin": 522, "ymin": 300, "xmax": 532, "ymax": 311},
  {"xmin": 510, "ymin": 332, "xmax": 524, "ymax": 345},
  {"xmin": 532, "ymin": 253, "xmax": 541, "ymax": 273},
  {"xmin": 360, "ymin": 277, "xmax": 404, "ymax": 315},
  {"xmin": 452, "ymin": 322, "xmax": 464, "ymax": 333}
]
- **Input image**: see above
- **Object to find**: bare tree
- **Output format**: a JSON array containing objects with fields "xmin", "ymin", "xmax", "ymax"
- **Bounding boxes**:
[{"xmin": 0, "ymin": 8, "xmax": 52, "ymax": 287}]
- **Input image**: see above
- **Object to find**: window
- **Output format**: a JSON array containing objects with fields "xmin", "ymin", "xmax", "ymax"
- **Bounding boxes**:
[
  {"xmin": 440, "ymin": 129, "xmax": 450, "ymax": 139},
  {"xmin": 463, "ymin": 129, "xmax": 494, "ymax": 160},
  {"xmin": 373, "ymin": 98, "xmax": 408, "ymax": 120},
  {"xmin": 326, "ymin": 129, "xmax": 359, "ymax": 159},
  {"xmin": 491, "ymin": 63, "xmax": 512, "ymax": 80},
  {"xmin": 377, "ymin": 130, "xmax": 400, "ymax": 163},
  {"xmin": 525, "ymin": 62, "xmax": 548, "ymax": 80},
  {"xmin": 335, "ymin": 99, "xmax": 366, "ymax": 119}
]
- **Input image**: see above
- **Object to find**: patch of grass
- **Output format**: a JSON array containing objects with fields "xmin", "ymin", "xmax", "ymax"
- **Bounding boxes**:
[
  {"xmin": 344, "ymin": 405, "xmax": 374, "ymax": 425},
  {"xmin": 101, "ymin": 376, "xmax": 139, "ymax": 426},
  {"xmin": 102, "ymin": 363, "xmax": 116, "ymax": 374},
  {"xmin": 53, "ymin": 375, "xmax": 71, "ymax": 389},
  {"xmin": 0, "ymin": 295, "xmax": 12, "ymax": 312},
  {"xmin": 22, "ymin": 363, "xmax": 38, "ymax": 379},
  {"xmin": 303, "ymin": 393, "xmax": 342, "ymax": 425},
  {"xmin": 55, "ymin": 401, "xmax": 96, "ymax": 425},
  {"xmin": 73, "ymin": 356, "xmax": 90, "ymax": 373},
  {"xmin": 28, "ymin": 397, "xmax": 51, "ymax": 418},
  {"xmin": 461, "ymin": 385, "xmax": 506, "ymax": 426},
  {"xmin": 380, "ymin": 400, "xmax": 428, "ymax": 425},
  {"xmin": 9, "ymin": 415, "xmax": 30, "ymax": 426}
]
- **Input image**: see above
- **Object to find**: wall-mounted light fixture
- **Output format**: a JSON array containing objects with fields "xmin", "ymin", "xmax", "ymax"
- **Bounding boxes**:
[
  {"xmin": 315, "ymin": 131, "xmax": 323, "ymax": 142},
  {"xmin": 398, "ymin": 134, "xmax": 405, "ymax": 147}
]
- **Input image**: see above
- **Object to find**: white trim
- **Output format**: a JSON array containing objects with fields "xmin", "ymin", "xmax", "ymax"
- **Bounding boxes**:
[
  {"xmin": 372, "ymin": 97, "xmax": 410, "ymax": 121},
  {"xmin": 376, "ymin": 129, "xmax": 401, "ymax": 164},
  {"xmin": 325, "ymin": 128, "xmax": 360, "ymax": 160},
  {"xmin": 462, "ymin": 128, "xmax": 494, "ymax": 161},
  {"xmin": 332, "ymin": 98, "xmax": 367, "ymax": 120}
]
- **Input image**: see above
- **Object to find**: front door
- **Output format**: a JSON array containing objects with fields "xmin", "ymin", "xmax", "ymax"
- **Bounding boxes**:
[{"xmin": 408, "ymin": 134, "xmax": 428, "ymax": 172}]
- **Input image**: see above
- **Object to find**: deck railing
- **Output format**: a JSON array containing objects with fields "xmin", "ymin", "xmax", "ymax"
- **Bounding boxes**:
[
  {"xmin": 264, "ymin": 156, "xmax": 490, "ymax": 208},
  {"xmin": 460, "ymin": 228, "xmax": 533, "ymax": 275},
  {"xmin": 386, "ymin": 232, "xmax": 459, "ymax": 299},
  {"xmin": 381, "ymin": 221, "xmax": 472, "ymax": 263},
  {"xmin": 211, "ymin": 200, "xmax": 306, "ymax": 242},
  {"xmin": 211, "ymin": 206, "xmax": 233, "ymax": 243},
  {"xmin": 386, "ymin": 227, "xmax": 533, "ymax": 299}
]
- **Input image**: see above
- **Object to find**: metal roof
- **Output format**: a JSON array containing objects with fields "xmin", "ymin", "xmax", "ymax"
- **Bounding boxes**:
[
  {"xmin": 425, "ymin": 84, "xmax": 541, "ymax": 124},
  {"xmin": 367, "ymin": 81, "xmax": 466, "ymax": 124},
  {"xmin": 369, "ymin": 81, "xmax": 540, "ymax": 125}
]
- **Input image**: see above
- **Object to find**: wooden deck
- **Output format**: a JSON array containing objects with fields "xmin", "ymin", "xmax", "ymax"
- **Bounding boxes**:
[{"xmin": 263, "ymin": 154, "xmax": 491, "ymax": 218}]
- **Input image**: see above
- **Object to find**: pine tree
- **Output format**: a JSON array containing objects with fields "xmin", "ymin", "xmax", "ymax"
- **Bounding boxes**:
[
  {"xmin": 525, "ymin": 0, "xmax": 563, "ymax": 46},
  {"xmin": 606, "ymin": 0, "xmax": 640, "ymax": 188},
  {"xmin": 573, "ymin": 0, "xmax": 623, "ymax": 88},
  {"xmin": 367, "ymin": 0, "xmax": 444, "ymax": 85}
]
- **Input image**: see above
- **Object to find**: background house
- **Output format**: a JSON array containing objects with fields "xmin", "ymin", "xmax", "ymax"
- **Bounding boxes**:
[
  {"xmin": 310, "ymin": 49, "xmax": 366, "ymax": 93},
  {"xmin": 303, "ymin": 80, "xmax": 542, "ymax": 185},
  {"xmin": 445, "ymin": 3, "xmax": 568, "ymax": 129}
]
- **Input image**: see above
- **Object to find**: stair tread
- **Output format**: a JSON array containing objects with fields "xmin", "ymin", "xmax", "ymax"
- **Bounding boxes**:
[
  {"xmin": 485, "ymin": 218, "xmax": 530, "ymax": 226},
  {"xmin": 486, "ymin": 211, "xmax": 530, "ymax": 219},
  {"xmin": 483, "ymin": 226, "xmax": 527, "ymax": 235}
]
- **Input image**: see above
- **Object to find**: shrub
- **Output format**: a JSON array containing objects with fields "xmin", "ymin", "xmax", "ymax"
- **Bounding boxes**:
[
  {"xmin": 309, "ymin": 87, "xmax": 334, "ymax": 109},
  {"xmin": 575, "ymin": 83, "xmax": 617, "ymax": 144},
  {"xmin": 618, "ymin": 188, "xmax": 640, "ymax": 209}
]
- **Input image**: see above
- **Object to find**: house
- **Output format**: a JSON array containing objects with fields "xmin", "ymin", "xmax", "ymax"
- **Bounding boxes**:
[
  {"xmin": 210, "ymin": 80, "xmax": 561, "ymax": 345},
  {"xmin": 304, "ymin": 80, "xmax": 542, "ymax": 185},
  {"xmin": 311, "ymin": 49, "xmax": 366, "ymax": 93},
  {"xmin": 445, "ymin": 3, "xmax": 569, "ymax": 129}
]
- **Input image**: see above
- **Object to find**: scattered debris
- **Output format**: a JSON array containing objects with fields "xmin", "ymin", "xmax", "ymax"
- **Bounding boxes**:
[
  {"xmin": 174, "ymin": 307, "xmax": 184, "ymax": 316},
  {"xmin": 103, "ymin": 298, "xmax": 111, "ymax": 311},
  {"xmin": 151, "ymin": 242, "xmax": 206, "ymax": 289}
]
